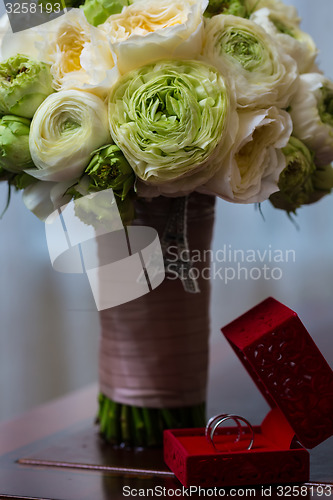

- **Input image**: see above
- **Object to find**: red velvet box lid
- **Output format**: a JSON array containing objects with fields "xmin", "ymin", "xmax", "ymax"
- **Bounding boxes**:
[{"xmin": 222, "ymin": 297, "xmax": 333, "ymax": 449}]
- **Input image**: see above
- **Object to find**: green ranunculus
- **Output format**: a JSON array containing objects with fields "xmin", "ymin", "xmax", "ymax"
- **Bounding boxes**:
[
  {"xmin": 85, "ymin": 144, "xmax": 135, "ymax": 200},
  {"xmin": 204, "ymin": 0, "xmax": 247, "ymax": 18},
  {"xmin": 269, "ymin": 137, "xmax": 317, "ymax": 212},
  {"xmin": 0, "ymin": 115, "xmax": 34, "ymax": 173},
  {"xmin": 0, "ymin": 55, "xmax": 54, "ymax": 119},
  {"xmin": 82, "ymin": 0, "xmax": 129, "ymax": 26},
  {"xmin": 108, "ymin": 59, "xmax": 234, "ymax": 196}
]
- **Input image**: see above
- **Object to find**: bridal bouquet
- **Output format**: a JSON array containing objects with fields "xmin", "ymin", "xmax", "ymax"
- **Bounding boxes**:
[{"xmin": 0, "ymin": 0, "xmax": 333, "ymax": 222}]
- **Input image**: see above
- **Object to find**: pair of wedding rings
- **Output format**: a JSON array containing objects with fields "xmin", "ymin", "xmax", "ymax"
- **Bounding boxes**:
[{"xmin": 205, "ymin": 414, "xmax": 255, "ymax": 452}]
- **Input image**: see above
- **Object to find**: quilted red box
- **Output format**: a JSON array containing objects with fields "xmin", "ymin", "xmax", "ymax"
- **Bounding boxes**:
[{"xmin": 164, "ymin": 297, "xmax": 333, "ymax": 488}]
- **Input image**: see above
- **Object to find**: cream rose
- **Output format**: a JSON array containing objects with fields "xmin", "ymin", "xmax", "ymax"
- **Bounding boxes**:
[
  {"xmin": 99, "ymin": 0, "xmax": 208, "ymax": 73},
  {"xmin": 1, "ymin": 9, "xmax": 117, "ymax": 97},
  {"xmin": 200, "ymin": 106, "xmax": 292, "ymax": 203}
]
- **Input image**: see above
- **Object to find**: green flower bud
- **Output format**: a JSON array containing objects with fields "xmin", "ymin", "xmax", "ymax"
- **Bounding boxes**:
[
  {"xmin": 85, "ymin": 144, "xmax": 135, "ymax": 200},
  {"xmin": 0, "ymin": 115, "xmax": 35, "ymax": 173},
  {"xmin": 312, "ymin": 163, "xmax": 333, "ymax": 191},
  {"xmin": 270, "ymin": 136, "xmax": 316, "ymax": 213},
  {"xmin": 82, "ymin": 0, "xmax": 129, "ymax": 26},
  {"xmin": 0, "ymin": 165, "xmax": 10, "ymax": 181},
  {"xmin": 303, "ymin": 163, "xmax": 333, "ymax": 205},
  {"xmin": 204, "ymin": 0, "xmax": 247, "ymax": 18},
  {"xmin": 0, "ymin": 54, "xmax": 54, "ymax": 119}
]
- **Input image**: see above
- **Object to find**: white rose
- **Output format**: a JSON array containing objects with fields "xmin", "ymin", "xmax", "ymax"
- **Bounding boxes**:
[
  {"xmin": 99, "ymin": 0, "xmax": 208, "ymax": 74},
  {"xmin": 250, "ymin": 8, "xmax": 317, "ymax": 73},
  {"xmin": 290, "ymin": 73, "xmax": 333, "ymax": 167},
  {"xmin": 27, "ymin": 89, "xmax": 110, "ymax": 182},
  {"xmin": 202, "ymin": 15, "xmax": 299, "ymax": 109},
  {"xmin": 1, "ymin": 9, "xmax": 117, "ymax": 97},
  {"xmin": 199, "ymin": 106, "xmax": 293, "ymax": 203}
]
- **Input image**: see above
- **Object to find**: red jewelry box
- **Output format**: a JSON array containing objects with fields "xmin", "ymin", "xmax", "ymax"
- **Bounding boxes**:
[{"xmin": 164, "ymin": 297, "xmax": 333, "ymax": 488}]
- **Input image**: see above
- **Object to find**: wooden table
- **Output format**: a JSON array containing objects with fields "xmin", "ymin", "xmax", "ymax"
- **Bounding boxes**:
[{"xmin": 0, "ymin": 384, "xmax": 332, "ymax": 500}]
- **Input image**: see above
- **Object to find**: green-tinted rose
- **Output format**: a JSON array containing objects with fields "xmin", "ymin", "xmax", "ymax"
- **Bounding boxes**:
[
  {"xmin": 108, "ymin": 59, "xmax": 234, "ymax": 196},
  {"xmin": 85, "ymin": 144, "xmax": 135, "ymax": 200},
  {"xmin": 0, "ymin": 55, "xmax": 54, "ymax": 119},
  {"xmin": 82, "ymin": 0, "xmax": 129, "ymax": 26},
  {"xmin": 269, "ymin": 137, "xmax": 332, "ymax": 212},
  {"xmin": 0, "ymin": 115, "xmax": 34, "ymax": 173},
  {"xmin": 204, "ymin": 0, "xmax": 247, "ymax": 18}
]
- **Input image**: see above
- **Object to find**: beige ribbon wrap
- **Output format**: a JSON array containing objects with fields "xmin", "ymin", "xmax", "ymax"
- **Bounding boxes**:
[{"xmin": 98, "ymin": 193, "xmax": 216, "ymax": 408}]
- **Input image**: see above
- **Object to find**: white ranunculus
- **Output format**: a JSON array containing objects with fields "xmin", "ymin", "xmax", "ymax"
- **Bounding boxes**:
[
  {"xmin": 99, "ymin": 0, "xmax": 208, "ymax": 74},
  {"xmin": 108, "ymin": 59, "xmax": 238, "ymax": 197},
  {"xmin": 250, "ymin": 8, "xmax": 317, "ymax": 73},
  {"xmin": 246, "ymin": 0, "xmax": 299, "ymax": 21},
  {"xmin": 1, "ymin": 9, "xmax": 117, "ymax": 97},
  {"xmin": 202, "ymin": 15, "xmax": 298, "ymax": 109},
  {"xmin": 290, "ymin": 73, "xmax": 333, "ymax": 167},
  {"xmin": 199, "ymin": 106, "xmax": 292, "ymax": 203},
  {"xmin": 27, "ymin": 89, "xmax": 110, "ymax": 182}
]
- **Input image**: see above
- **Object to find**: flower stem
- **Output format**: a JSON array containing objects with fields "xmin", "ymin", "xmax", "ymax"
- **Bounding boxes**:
[{"xmin": 97, "ymin": 393, "xmax": 206, "ymax": 448}]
